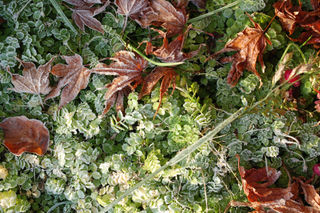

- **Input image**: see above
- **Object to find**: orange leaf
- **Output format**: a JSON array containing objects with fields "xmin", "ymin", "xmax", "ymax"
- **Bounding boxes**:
[
  {"xmin": 0, "ymin": 116, "xmax": 49, "ymax": 156},
  {"xmin": 213, "ymin": 16, "xmax": 271, "ymax": 87}
]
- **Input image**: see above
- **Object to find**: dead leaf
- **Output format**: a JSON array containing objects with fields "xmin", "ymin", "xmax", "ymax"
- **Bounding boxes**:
[
  {"xmin": 64, "ymin": 0, "xmax": 109, "ymax": 34},
  {"xmin": 176, "ymin": 0, "xmax": 206, "ymax": 9},
  {"xmin": 298, "ymin": 178, "xmax": 320, "ymax": 209},
  {"xmin": 45, "ymin": 54, "xmax": 91, "ymax": 109},
  {"xmin": 139, "ymin": 67, "xmax": 177, "ymax": 117},
  {"xmin": 7, "ymin": 57, "xmax": 55, "ymax": 95},
  {"xmin": 115, "ymin": 0, "xmax": 157, "ymax": 31},
  {"xmin": 92, "ymin": 51, "xmax": 148, "ymax": 115},
  {"xmin": 212, "ymin": 15, "xmax": 271, "ymax": 87},
  {"xmin": 0, "ymin": 116, "xmax": 49, "ymax": 156},
  {"xmin": 144, "ymin": 27, "xmax": 203, "ymax": 62},
  {"xmin": 311, "ymin": 0, "xmax": 320, "ymax": 10},
  {"xmin": 150, "ymin": 0, "xmax": 188, "ymax": 37}
]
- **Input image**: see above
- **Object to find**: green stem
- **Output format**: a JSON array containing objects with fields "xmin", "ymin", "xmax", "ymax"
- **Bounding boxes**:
[
  {"xmin": 49, "ymin": 0, "xmax": 78, "ymax": 35},
  {"xmin": 187, "ymin": 0, "xmax": 241, "ymax": 23},
  {"xmin": 127, "ymin": 44, "xmax": 184, "ymax": 67},
  {"xmin": 47, "ymin": 201, "xmax": 72, "ymax": 213},
  {"xmin": 277, "ymin": 43, "xmax": 307, "ymax": 70}
]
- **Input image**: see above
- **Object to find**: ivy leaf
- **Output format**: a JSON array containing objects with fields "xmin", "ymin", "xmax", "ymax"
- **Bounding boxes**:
[
  {"xmin": 7, "ymin": 57, "xmax": 55, "ymax": 95},
  {"xmin": 64, "ymin": 0, "xmax": 109, "ymax": 34},
  {"xmin": 92, "ymin": 51, "xmax": 148, "ymax": 115},
  {"xmin": 139, "ymin": 67, "xmax": 177, "ymax": 117},
  {"xmin": 145, "ymin": 27, "xmax": 203, "ymax": 62},
  {"xmin": 45, "ymin": 54, "xmax": 92, "ymax": 109},
  {"xmin": 150, "ymin": 0, "xmax": 188, "ymax": 37},
  {"xmin": 0, "ymin": 116, "xmax": 50, "ymax": 156},
  {"xmin": 212, "ymin": 15, "xmax": 271, "ymax": 87}
]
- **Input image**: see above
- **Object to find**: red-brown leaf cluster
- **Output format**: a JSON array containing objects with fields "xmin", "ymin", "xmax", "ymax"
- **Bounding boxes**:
[
  {"xmin": 274, "ymin": 0, "xmax": 320, "ymax": 48},
  {"xmin": 227, "ymin": 155, "xmax": 320, "ymax": 213},
  {"xmin": 0, "ymin": 116, "xmax": 49, "ymax": 156}
]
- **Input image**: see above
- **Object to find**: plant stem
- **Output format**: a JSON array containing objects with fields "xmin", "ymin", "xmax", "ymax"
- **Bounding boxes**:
[
  {"xmin": 49, "ymin": 0, "xmax": 78, "ymax": 35},
  {"xmin": 187, "ymin": 0, "xmax": 241, "ymax": 23},
  {"xmin": 276, "ymin": 42, "xmax": 307, "ymax": 71},
  {"xmin": 47, "ymin": 201, "xmax": 72, "ymax": 213}
]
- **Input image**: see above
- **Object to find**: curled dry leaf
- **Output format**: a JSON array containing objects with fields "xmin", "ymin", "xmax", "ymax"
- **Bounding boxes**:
[
  {"xmin": 272, "ymin": 52, "xmax": 293, "ymax": 86},
  {"xmin": 64, "ymin": 0, "xmax": 109, "ymax": 34},
  {"xmin": 139, "ymin": 67, "xmax": 177, "ymax": 117},
  {"xmin": 212, "ymin": 15, "xmax": 271, "ymax": 87},
  {"xmin": 115, "ymin": 0, "xmax": 157, "ymax": 31},
  {"xmin": 298, "ymin": 178, "xmax": 320, "ymax": 210},
  {"xmin": 144, "ymin": 27, "xmax": 203, "ymax": 62},
  {"xmin": 45, "ymin": 54, "xmax": 91, "ymax": 109},
  {"xmin": 7, "ymin": 57, "xmax": 55, "ymax": 95},
  {"xmin": 176, "ymin": 0, "xmax": 206, "ymax": 9},
  {"xmin": 0, "ymin": 116, "xmax": 49, "ymax": 156},
  {"xmin": 92, "ymin": 51, "xmax": 148, "ymax": 115},
  {"xmin": 150, "ymin": 0, "xmax": 188, "ymax": 37}
]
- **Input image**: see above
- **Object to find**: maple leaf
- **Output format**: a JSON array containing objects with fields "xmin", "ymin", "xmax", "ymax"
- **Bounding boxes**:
[
  {"xmin": 298, "ymin": 179, "xmax": 320, "ymax": 210},
  {"xmin": 45, "ymin": 54, "xmax": 92, "ymax": 109},
  {"xmin": 92, "ymin": 51, "xmax": 148, "ymax": 115},
  {"xmin": 212, "ymin": 15, "xmax": 271, "ymax": 87},
  {"xmin": 150, "ymin": 0, "xmax": 188, "ymax": 37},
  {"xmin": 64, "ymin": 0, "xmax": 109, "ymax": 34},
  {"xmin": 144, "ymin": 27, "xmax": 203, "ymax": 62},
  {"xmin": 7, "ymin": 57, "xmax": 55, "ymax": 96},
  {"xmin": 0, "ymin": 116, "xmax": 50, "ymax": 156},
  {"xmin": 115, "ymin": 0, "xmax": 157, "ymax": 31},
  {"xmin": 176, "ymin": 0, "xmax": 206, "ymax": 9},
  {"xmin": 139, "ymin": 67, "xmax": 177, "ymax": 117}
]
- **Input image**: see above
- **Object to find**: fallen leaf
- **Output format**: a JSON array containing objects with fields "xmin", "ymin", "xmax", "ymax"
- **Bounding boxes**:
[
  {"xmin": 0, "ymin": 116, "xmax": 49, "ymax": 156},
  {"xmin": 7, "ymin": 57, "xmax": 55, "ymax": 95},
  {"xmin": 150, "ymin": 0, "xmax": 188, "ymax": 37},
  {"xmin": 139, "ymin": 67, "xmax": 177, "ymax": 117},
  {"xmin": 145, "ymin": 27, "xmax": 203, "ymax": 62},
  {"xmin": 212, "ymin": 15, "xmax": 271, "ymax": 87},
  {"xmin": 92, "ymin": 51, "xmax": 148, "ymax": 115},
  {"xmin": 64, "ymin": 0, "xmax": 109, "ymax": 34},
  {"xmin": 176, "ymin": 0, "xmax": 206, "ymax": 9},
  {"xmin": 272, "ymin": 52, "xmax": 293, "ymax": 86},
  {"xmin": 298, "ymin": 178, "xmax": 320, "ymax": 209},
  {"xmin": 45, "ymin": 54, "xmax": 91, "ymax": 109},
  {"xmin": 311, "ymin": 0, "xmax": 320, "ymax": 10},
  {"xmin": 115, "ymin": 0, "xmax": 157, "ymax": 31}
]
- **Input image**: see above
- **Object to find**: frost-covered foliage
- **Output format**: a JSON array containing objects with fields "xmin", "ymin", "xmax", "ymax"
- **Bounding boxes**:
[{"xmin": 1, "ymin": 0, "xmax": 320, "ymax": 212}]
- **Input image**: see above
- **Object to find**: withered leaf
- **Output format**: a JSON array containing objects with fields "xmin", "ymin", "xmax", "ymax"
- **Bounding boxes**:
[
  {"xmin": 298, "ymin": 179, "xmax": 320, "ymax": 210},
  {"xmin": 45, "ymin": 54, "xmax": 91, "ymax": 109},
  {"xmin": 145, "ymin": 27, "xmax": 203, "ymax": 62},
  {"xmin": 150, "ymin": 0, "xmax": 188, "ymax": 37},
  {"xmin": 213, "ymin": 16, "xmax": 271, "ymax": 87},
  {"xmin": 92, "ymin": 51, "xmax": 148, "ymax": 115},
  {"xmin": 139, "ymin": 67, "xmax": 177, "ymax": 117},
  {"xmin": 176, "ymin": 0, "xmax": 206, "ymax": 9},
  {"xmin": 0, "ymin": 116, "xmax": 49, "ymax": 156},
  {"xmin": 115, "ymin": 0, "xmax": 157, "ymax": 30},
  {"xmin": 64, "ymin": 0, "xmax": 109, "ymax": 34},
  {"xmin": 7, "ymin": 58, "xmax": 55, "ymax": 95}
]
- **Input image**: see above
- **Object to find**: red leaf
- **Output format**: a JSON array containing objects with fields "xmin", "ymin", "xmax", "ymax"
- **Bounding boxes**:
[
  {"xmin": 64, "ymin": 0, "xmax": 109, "ymax": 34},
  {"xmin": 7, "ymin": 57, "xmax": 55, "ymax": 95},
  {"xmin": 212, "ymin": 16, "xmax": 271, "ymax": 87},
  {"xmin": 145, "ymin": 27, "xmax": 203, "ymax": 62},
  {"xmin": 139, "ymin": 67, "xmax": 177, "ymax": 117},
  {"xmin": 92, "ymin": 51, "xmax": 148, "ymax": 115},
  {"xmin": 45, "ymin": 54, "xmax": 91, "ymax": 109},
  {"xmin": 0, "ymin": 116, "xmax": 49, "ymax": 156}
]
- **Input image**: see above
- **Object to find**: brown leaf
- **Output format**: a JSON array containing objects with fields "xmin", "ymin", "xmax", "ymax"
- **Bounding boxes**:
[
  {"xmin": 7, "ymin": 58, "xmax": 55, "ymax": 96},
  {"xmin": 311, "ymin": 0, "xmax": 320, "ymax": 10},
  {"xmin": 150, "ymin": 0, "xmax": 188, "ymax": 37},
  {"xmin": 176, "ymin": 0, "xmax": 206, "ymax": 9},
  {"xmin": 298, "ymin": 179, "xmax": 320, "ymax": 209},
  {"xmin": 92, "ymin": 51, "xmax": 148, "ymax": 115},
  {"xmin": 115, "ymin": 0, "xmax": 157, "ymax": 30},
  {"xmin": 213, "ymin": 16, "xmax": 271, "ymax": 87},
  {"xmin": 139, "ymin": 67, "xmax": 177, "ymax": 117},
  {"xmin": 64, "ymin": 0, "xmax": 109, "ymax": 33},
  {"xmin": 145, "ymin": 27, "xmax": 203, "ymax": 62},
  {"xmin": 45, "ymin": 54, "xmax": 91, "ymax": 109},
  {"xmin": 0, "ymin": 116, "xmax": 49, "ymax": 156}
]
